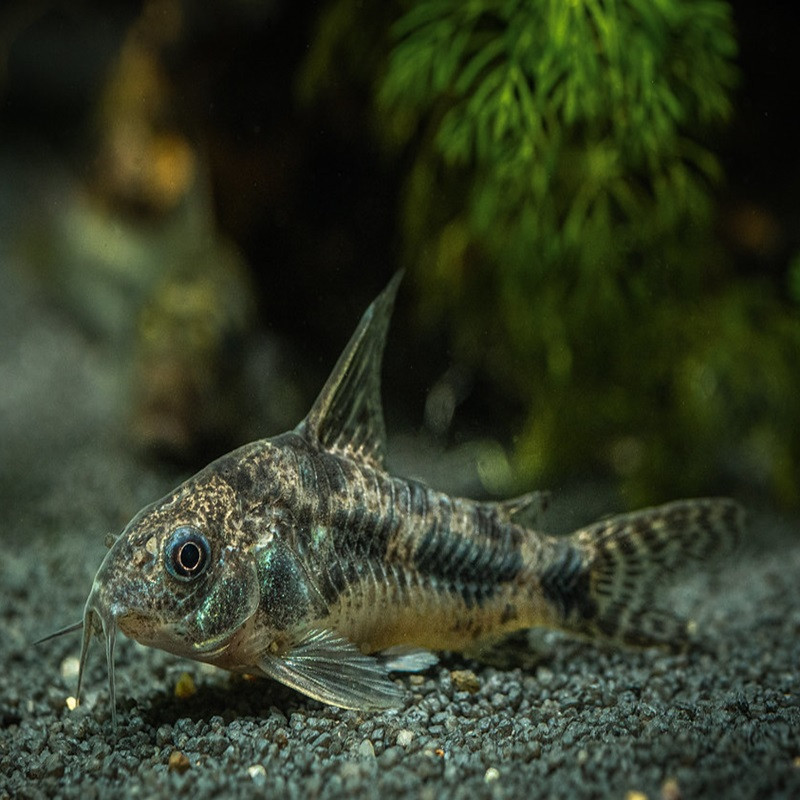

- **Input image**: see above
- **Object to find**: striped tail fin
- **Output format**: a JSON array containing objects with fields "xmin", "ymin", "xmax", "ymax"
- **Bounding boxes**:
[{"xmin": 542, "ymin": 498, "xmax": 745, "ymax": 648}]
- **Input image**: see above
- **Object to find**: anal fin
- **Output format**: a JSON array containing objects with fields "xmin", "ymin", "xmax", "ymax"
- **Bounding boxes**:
[{"xmin": 257, "ymin": 628, "xmax": 404, "ymax": 710}]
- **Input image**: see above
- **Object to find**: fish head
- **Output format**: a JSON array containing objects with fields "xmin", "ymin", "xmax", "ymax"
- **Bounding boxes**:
[{"xmin": 79, "ymin": 468, "xmax": 261, "ymax": 726}]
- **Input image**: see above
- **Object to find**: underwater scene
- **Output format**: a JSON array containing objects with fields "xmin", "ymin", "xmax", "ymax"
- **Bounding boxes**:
[{"xmin": 1, "ymin": 2, "xmax": 798, "ymax": 799}]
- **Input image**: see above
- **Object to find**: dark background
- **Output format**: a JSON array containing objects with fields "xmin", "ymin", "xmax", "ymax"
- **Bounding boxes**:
[{"xmin": 3, "ymin": 0, "xmax": 797, "ymax": 399}]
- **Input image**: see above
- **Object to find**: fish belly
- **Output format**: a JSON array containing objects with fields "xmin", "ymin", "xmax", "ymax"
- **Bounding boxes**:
[{"xmin": 321, "ymin": 570, "xmax": 556, "ymax": 654}]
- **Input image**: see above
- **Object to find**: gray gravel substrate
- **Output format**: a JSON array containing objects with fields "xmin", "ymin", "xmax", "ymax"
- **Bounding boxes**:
[{"xmin": 1, "ymin": 263, "xmax": 799, "ymax": 800}]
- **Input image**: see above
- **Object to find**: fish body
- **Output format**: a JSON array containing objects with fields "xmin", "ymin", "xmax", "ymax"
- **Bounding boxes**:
[{"xmin": 60, "ymin": 273, "xmax": 744, "ymax": 722}]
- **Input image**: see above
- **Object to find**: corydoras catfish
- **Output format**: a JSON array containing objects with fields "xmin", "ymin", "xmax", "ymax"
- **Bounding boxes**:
[{"xmin": 42, "ymin": 273, "xmax": 744, "ymax": 727}]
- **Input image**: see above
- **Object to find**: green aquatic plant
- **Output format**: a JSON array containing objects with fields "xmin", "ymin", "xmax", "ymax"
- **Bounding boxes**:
[
  {"xmin": 378, "ymin": 0, "xmax": 736, "ymax": 275},
  {"xmin": 301, "ymin": 0, "xmax": 800, "ymax": 504}
]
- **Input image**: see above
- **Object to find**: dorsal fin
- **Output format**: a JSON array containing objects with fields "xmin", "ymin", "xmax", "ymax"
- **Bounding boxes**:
[{"xmin": 296, "ymin": 272, "xmax": 403, "ymax": 469}]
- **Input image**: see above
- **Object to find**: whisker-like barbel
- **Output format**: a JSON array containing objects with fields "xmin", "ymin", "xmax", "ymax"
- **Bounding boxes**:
[
  {"xmin": 76, "ymin": 609, "xmax": 94, "ymax": 710},
  {"xmin": 34, "ymin": 620, "xmax": 83, "ymax": 645},
  {"xmin": 103, "ymin": 617, "xmax": 118, "ymax": 731},
  {"xmin": 34, "ymin": 609, "xmax": 117, "ymax": 731},
  {"xmin": 38, "ymin": 604, "xmax": 120, "ymax": 731}
]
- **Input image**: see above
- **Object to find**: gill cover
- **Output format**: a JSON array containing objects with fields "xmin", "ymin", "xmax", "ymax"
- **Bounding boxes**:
[{"xmin": 184, "ymin": 546, "xmax": 261, "ymax": 656}]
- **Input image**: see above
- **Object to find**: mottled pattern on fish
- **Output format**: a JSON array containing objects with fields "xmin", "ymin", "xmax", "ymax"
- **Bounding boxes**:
[
  {"xmin": 41, "ymin": 273, "xmax": 745, "ymax": 726},
  {"xmin": 234, "ymin": 433, "xmax": 554, "ymax": 652}
]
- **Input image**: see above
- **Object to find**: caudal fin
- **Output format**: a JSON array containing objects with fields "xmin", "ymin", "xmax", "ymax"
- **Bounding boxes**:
[{"xmin": 541, "ymin": 498, "xmax": 745, "ymax": 649}]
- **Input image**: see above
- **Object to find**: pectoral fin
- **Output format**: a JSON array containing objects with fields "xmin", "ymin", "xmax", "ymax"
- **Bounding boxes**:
[{"xmin": 257, "ymin": 628, "xmax": 405, "ymax": 710}]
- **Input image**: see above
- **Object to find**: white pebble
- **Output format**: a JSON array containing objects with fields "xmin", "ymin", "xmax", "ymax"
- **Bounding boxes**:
[
  {"xmin": 60, "ymin": 656, "xmax": 80, "ymax": 682},
  {"xmin": 248, "ymin": 764, "xmax": 266, "ymax": 786},
  {"xmin": 396, "ymin": 730, "xmax": 414, "ymax": 747},
  {"xmin": 358, "ymin": 739, "xmax": 375, "ymax": 758},
  {"xmin": 484, "ymin": 767, "xmax": 500, "ymax": 783}
]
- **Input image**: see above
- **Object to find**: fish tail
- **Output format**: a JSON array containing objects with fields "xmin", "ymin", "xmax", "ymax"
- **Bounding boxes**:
[{"xmin": 540, "ymin": 498, "xmax": 745, "ymax": 648}]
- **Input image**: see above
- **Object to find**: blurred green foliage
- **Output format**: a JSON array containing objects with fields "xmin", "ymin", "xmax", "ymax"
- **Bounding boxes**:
[{"xmin": 302, "ymin": 0, "xmax": 800, "ymax": 505}]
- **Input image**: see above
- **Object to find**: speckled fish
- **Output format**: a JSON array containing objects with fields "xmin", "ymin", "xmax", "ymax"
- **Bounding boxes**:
[{"xmin": 42, "ymin": 273, "xmax": 744, "ymax": 726}]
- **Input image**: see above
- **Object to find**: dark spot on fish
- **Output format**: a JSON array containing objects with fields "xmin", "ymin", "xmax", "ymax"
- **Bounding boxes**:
[
  {"xmin": 457, "ymin": 580, "xmax": 496, "ymax": 608},
  {"xmin": 318, "ymin": 558, "xmax": 345, "ymax": 604},
  {"xmin": 317, "ymin": 553, "xmax": 364, "ymax": 605},
  {"xmin": 234, "ymin": 470, "xmax": 255, "ymax": 497},
  {"xmin": 257, "ymin": 543, "xmax": 315, "ymax": 629},
  {"xmin": 299, "ymin": 458, "xmax": 316, "ymax": 491},
  {"xmin": 722, "ymin": 502, "xmax": 740, "ymax": 528},
  {"xmin": 372, "ymin": 494, "xmax": 398, "ymax": 555},
  {"xmin": 330, "ymin": 502, "xmax": 394, "ymax": 567},
  {"xmin": 665, "ymin": 506, "xmax": 689, "ymax": 527},
  {"xmin": 596, "ymin": 615, "xmax": 619, "ymax": 639},
  {"xmin": 288, "ymin": 501, "xmax": 314, "ymax": 535},
  {"xmin": 698, "ymin": 519, "xmax": 716, "ymax": 543},
  {"xmin": 319, "ymin": 454, "xmax": 348, "ymax": 494},
  {"xmin": 638, "ymin": 524, "xmax": 664, "ymax": 552},
  {"xmin": 389, "ymin": 563, "xmax": 408, "ymax": 594},
  {"xmin": 617, "ymin": 535, "xmax": 637, "ymax": 556},
  {"xmin": 331, "ymin": 507, "xmax": 355, "ymax": 537},
  {"xmin": 500, "ymin": 602, "xmax": 517, "ymax": 624},
  {"xmin": 540, "ymin": 543, "xmax": 597, "ymax": 621},
  {"xmin": 449, "ymin": 618, "xmax": 472, "ymax": 635},
  {"xmin": 405, "ymin": 479, "xmax": 429, "ymax": 520},
  {"xmin": 413, "ymin": 516, "xmax": 523, "ymax": 589}
]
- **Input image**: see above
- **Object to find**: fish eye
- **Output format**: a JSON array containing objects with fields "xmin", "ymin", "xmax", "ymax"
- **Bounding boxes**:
[{"xmin": 164, "ymin": 526, "xmax": 210, "ymax": 581}]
